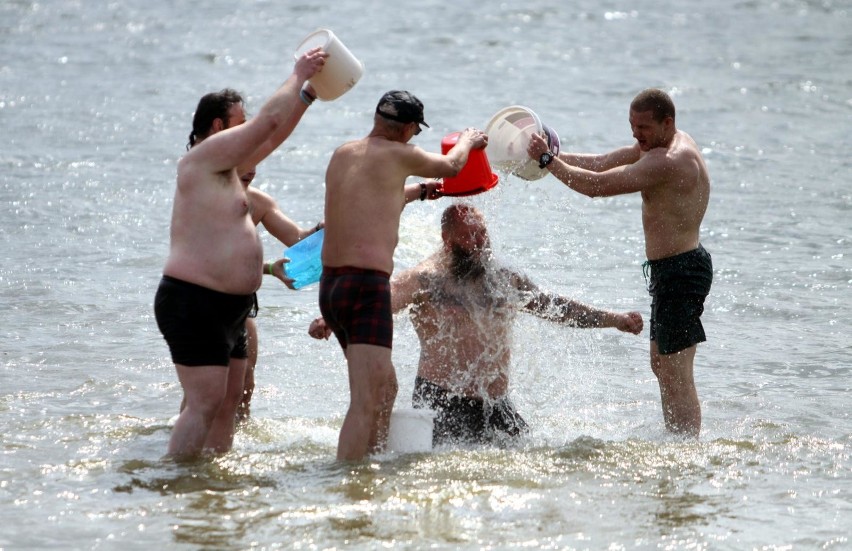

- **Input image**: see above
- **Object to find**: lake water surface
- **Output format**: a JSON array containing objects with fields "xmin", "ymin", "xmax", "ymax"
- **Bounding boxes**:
[{"xmin": 1, "ymin": 1, "xmax": 850, "ymax": 549}]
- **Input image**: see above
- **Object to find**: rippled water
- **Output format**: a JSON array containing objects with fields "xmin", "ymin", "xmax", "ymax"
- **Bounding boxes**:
[{"xmin": 1, "ymin": 0, "xmax": 850, "ymax": 549}]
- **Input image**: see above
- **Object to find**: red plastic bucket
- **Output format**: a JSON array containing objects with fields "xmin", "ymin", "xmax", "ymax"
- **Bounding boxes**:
[{"xmin": 439, "ymin": 132, "xmax": 499, "ymax": 197}]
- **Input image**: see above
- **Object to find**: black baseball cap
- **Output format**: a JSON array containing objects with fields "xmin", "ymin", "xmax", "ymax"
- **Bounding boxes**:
[{"xmin": 376, "ymin": 90, "xmax": 430, "ymax": 129}]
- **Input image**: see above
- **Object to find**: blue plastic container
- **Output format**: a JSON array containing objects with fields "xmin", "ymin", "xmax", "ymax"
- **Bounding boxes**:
[{"xmin": 283, "ymin": 229, "xmax": 324, "ymax": 289}]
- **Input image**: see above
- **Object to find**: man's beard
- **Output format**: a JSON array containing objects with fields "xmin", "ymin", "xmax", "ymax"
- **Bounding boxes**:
[{"xmin": 450, "ymin": 245, "xmax": 489, "ymax": 282}]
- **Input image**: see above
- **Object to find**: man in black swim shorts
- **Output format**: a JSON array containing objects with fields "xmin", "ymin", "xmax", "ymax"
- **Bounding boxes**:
[
  {"xmin": 311, "ymin": 205, "xmax": 644, "ymax": 448},
  {"xmin": 527, "ymin": 88, "xmax": 712, "ymax": 436},
  {"xmin": 157, "ymin": 49, "xmax": 326, "ymax": 458},
  {"xmin": 236, "ymin": 165, "xmax": 325, "ymax": 423}
]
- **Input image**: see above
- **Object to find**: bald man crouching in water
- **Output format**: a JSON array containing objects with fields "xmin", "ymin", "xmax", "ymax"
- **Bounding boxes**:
[
  {"xmin": 319, "ymin": 91, "xmax": 488, "ymax": 461},
  {"xmin": 527, "ymin": 88, "xmax": 712, "ymax": 437},
  {"xmin": 154, "ymin": 48, "xmax": 326, "ymax": 459},
  {"xmin": 311, "ymin": 204, "xmax": 644, "ymax": 446}
]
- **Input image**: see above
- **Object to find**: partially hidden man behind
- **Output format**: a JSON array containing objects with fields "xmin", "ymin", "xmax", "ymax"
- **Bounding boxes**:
[
  {"xmin": 319, "ymin": 91, "xmax": 488, "ymax": 461},
  {"xmin": 238, "ymin": 165, "xmax": 325, "ymax": 422},
  {"xmin": 527, "ymin": 88, "xmax": 712, "ymax": 437},
  {"xmin": 154, "ymin": 47, "xmax": 327, "ymax": 459},
  {"xmin": 311, "ymin": 204, "xmax": 643, "ymax": 445}
]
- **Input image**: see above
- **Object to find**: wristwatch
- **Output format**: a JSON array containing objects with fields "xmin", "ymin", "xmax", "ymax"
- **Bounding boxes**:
[{"xmin": 538, "ymin": 151, "xmax": 554, "ymax": 169}]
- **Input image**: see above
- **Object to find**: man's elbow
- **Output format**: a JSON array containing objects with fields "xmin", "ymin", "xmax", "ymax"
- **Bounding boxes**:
[
  {"xmin": 573, "ymin": 184, "xmax": 604, "ymax": 198},
  {"xmin": 443, "ymin": 159, "xmax": 464, "ymax": 178}
]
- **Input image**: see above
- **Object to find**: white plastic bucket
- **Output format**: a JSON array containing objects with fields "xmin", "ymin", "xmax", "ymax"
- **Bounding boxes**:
[
  {"xmin": 294, "ymin": 29, "xmax": 364, "ymax": 101},
  {"xmin": 386, "ymin": 408, "xmax": 436, "ymax": 454},
  {"xmin": 484, "ymin": 105, "xmax": 560, "ymax": 181}
]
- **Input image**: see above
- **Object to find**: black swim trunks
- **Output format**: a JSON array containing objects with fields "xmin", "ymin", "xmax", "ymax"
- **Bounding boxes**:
[
  {"xmin": 412, "ymin": 376, "xmax": 529, "ymax": 446},
  {"xmin": 318, "ymin": 266, "xmax": 393, "ymax": 350},
  {"xmin": 647, "ymin": 244, "xmax": 713, "ymax": 355},
  {"xmin": 154, "ymin": 275, "xmax": 253, "ymax": 366}
]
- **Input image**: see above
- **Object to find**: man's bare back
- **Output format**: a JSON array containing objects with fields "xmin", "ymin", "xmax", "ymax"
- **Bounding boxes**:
[{"xmin": 322, "ymin": 136, "xmax": 418, "ymax": 274}]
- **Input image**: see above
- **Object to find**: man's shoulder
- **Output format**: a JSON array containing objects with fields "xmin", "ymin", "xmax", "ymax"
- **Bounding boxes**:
[
  {"xmin": 177, "ymin": 145, "xmax": 237, "ymax": 184},
  {"xmin": 414, "ymin": 255, "xmax": 444, "ymax": 276},
  {"xmin": 394, "ymin": 254, "xmax": 438, "ymax": 277},
  {"xmin": 175, "ymin": 154, "xmax": 209, "ymax": 190},
  {"xmin": 176, "ymin": 151, "xmax": 195, "ymax": 176},
  {"xmin": 476, "ymin": 263, "xmax": 517, "ymax": 288},
  {"xmin": 333, "ymin": 136, "xmax": 410, "ymax": 161},
  {"xmin": 492, "ymin": 262, "xmax": 519, "ymax": 279},
  {"xmin": 643, "ymin": 139, "xmax": 700, "ymax": 179},
  {"xmin": 331, "ymin": 138, "xmax": 361, "ymax": 156},
  {"xmin": 671, "ymin": 131, "xmax": 703, "ymax": 158}
]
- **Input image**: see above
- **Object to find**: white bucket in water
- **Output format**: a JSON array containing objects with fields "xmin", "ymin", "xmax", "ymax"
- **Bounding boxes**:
[
  {"xmin": 386, "ymin": 408, "xmax": 436, "ymax": 454},
  {"xmin": 294, "ymin": 29, "xmax": 364, "ymax": 101},
  {"xmin": 485, "ymin": 105, "xmax": 560, "ymax": 181}
]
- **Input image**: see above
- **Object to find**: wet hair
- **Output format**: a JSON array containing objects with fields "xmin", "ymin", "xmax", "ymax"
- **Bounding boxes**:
[
  {"xmin": 186, "ymin": 88, "xmax": 244, "ymax": 150},
  {"xmin": 440, "ymin": 203, "xmax": 479, "ymax": 233},
  {"xmin": 630, "ymin": 88, "xmax": 676, "ymax": 123},
  {"xmin": 441, "ymin": 204, "xmax": 490, "ymax": 281}
]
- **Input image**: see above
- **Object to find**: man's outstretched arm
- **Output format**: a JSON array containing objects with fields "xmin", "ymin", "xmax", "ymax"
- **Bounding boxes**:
[
  {"xmin": 514, "ymin": 273, "xmax": 643, "ymax": 333},
  {"xmin": 528, "ymin": 293, "xmax": 643, "ymax": 334}
]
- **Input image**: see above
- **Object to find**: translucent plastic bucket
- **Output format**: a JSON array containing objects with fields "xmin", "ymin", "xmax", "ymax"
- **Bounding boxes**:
[
  {"xmin": 439, "ymin": 131, "xmax": 499, "ymax": 196},
  {"xmin": 283, "ymin": 229, "xmax": 323, "ymax": 289},
  {"xmin": 386, "ymin": 408, "xmax": 436, "ymax": 454},
  {"xmin": 484, "ymin": 105, "xmax": 560, "ymax": 181},
  {"xmin": 294, "ymin": 29, "xmax": 364, "ymax": 101}
]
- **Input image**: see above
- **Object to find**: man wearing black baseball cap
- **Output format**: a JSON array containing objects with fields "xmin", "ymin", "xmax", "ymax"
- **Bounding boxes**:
[
  {"xmin": 375, "ymin": 90, "xmax": 430, "ymax": 132},
  {"xmin": 318, "ymin": 89, "xmax": 488, "ymax": 461}
]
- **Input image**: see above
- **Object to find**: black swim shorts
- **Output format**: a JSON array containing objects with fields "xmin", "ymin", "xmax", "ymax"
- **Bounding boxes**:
[
  {"xmin": 318, "ymin": 266, "xmax": 393, "ymax": 350},
  {"xmin": 412, "ymin": 376, "xmax": 529, "ymax": 446},
  {"xmin": 647, "ymin": 244, "xmax": 713, "ymax": 355},
  {"xmin": 154, "ymin": 275, "xmax": 253, "ymax": 366}
]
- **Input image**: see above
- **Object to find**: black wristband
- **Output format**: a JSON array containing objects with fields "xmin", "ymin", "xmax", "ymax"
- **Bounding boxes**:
[
  {"xmin": 539, "ymin": 151, "xmax": 554, "ymax": 169},
  {"xmin": 419, "ymin": 182, "xmax": 428, "ymax": 201},
  {"xmin": 299, "ymin": 88, "xmax": 315, "ymax": 106}
]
